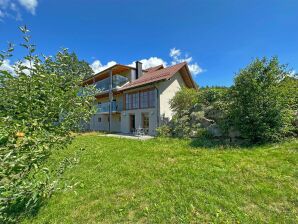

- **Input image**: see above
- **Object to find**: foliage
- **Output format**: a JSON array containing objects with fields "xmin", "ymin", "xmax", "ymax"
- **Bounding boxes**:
[
  {"xmin": 229, "ymin": 57, "xmax": 296, "ymax": 143},
  {"xmin": 278, "ymin": 76, "xmax": 298, "ymax": 111},
  {"xmin": 169, "ymin": 87, "xmax": 198, "ymax": 114},
  {"xmin": 44, "ymin": 49, "xmax": 94, "ymax": 80},
  {"xmin": 156, "ymin": 125, "xmax": 171, "ymax": 137},
  {"xmin": 165, "ymin": 57, "xmax": 297, "ymax": 144},
  {"xmin": 168, "ymin": 87, "xmax": 199, "ymax": 137},
  {"xmin": 167, "ymin": 87, "xmax": 229, "ymax": 138},
  {"xmin": 0, "ymin": 26, "xmax": 94, "ymax": 223},
  {"xmin": 24, "ymin": 134, "xmax": 298, "ymax": 223}
]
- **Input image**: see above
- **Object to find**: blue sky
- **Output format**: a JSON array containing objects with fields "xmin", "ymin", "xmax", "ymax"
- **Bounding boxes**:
[{"xmin": 1, "ymin": 0, "xmax": 298, "ymax": 86}]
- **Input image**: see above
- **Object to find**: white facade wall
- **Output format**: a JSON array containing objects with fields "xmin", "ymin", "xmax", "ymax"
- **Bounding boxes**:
[
  {"xmin": 157, "ymin": 72, "xmax": 186, "ymax": 123},
  {"xmin": 111, "ymin": 114, "xmax": 121, "ymax": 132},
  {"xmin": 121, "ymin": 108, "xmax": 157, "ymax": 135},
  {"xmin": 89, "ymin": 114, "xmax": 121, "ymax": 132},
  {"xmin": 90, "ymin": 114, "xmax": 108, "ymax": 131}
]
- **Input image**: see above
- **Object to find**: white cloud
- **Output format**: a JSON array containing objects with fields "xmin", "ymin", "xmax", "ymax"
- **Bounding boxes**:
[
  {"xmin": 18, "ymin": 0, "xmax": 37, "ymax": 14},
  {"xmin": 0, "ymin": 0, "xmax": 38, "ymax": 20},
  {"xmin": 289, "ymin": 70, "xmax": 297, "ymax": 78},
  {"xmin": 169, "ymin": 48, "xmax": 181, "ymax": 57},
  {"xmin": 91, "ymin": 48, "xmax": 204, "ymax": 77},
  {"xmin": 169, "ymin": 48, "xmax": 204, "ymax": 76},
  {"xmin": 90, "ymin": 60, "xmax": 117, "ymax": 73},
  {"xmin": 0, "ymin": 59, "xmax": 37, "ymax": 76},
  {"xmin": 16, "ymin": 59, "xmax": 35, "ymax": 75},
  {"xmin": 0, "ymin": 59, "xmax": 16, "ymax": 75},
  {"xmin": 188, "ymin": 63, "xmax": 204, "ymax": 75},
  {"xmin": 129, "ymin": 57, "xmax": 167, "ymax": 69}
]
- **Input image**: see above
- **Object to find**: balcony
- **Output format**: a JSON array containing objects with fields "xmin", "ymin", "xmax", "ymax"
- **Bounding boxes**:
[
  {"xmin": 94, "ymin": 74, "xmax": 128, "ymax": 92},
  {"xmin": 96, "ymin": 101, "xmax": 122, "ymax": 113}
]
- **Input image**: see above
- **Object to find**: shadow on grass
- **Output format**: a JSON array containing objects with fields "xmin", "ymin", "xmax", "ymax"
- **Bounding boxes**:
[{"xmin": 189, "ymin": 137, "xmax": 249, "ymax": 149}]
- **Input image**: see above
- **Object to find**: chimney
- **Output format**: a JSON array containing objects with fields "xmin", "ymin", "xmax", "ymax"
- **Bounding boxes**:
[{"xmin": 136, "ymin": 61, "xmax": 143, "ymax": 79}]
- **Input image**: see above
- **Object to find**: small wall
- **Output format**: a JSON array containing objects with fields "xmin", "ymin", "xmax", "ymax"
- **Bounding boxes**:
[
  {"xmin": 90, "ymin": 114, "xmax": 108, "ymax": 131},
  {"xmin": 89, "ymin": 113, "xmax": 121, "ymax": 132},
  {"xmin": 111, "ymin": 114, "xmax": 121, "ymax": 132}
]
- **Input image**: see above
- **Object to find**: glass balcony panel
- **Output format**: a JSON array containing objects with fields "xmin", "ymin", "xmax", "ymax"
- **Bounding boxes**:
[
  {"xmin": 112, "ymin": 75, "xmax": 128, "ymax": 88},
  {"xmin": 94, "ymin": 78, "xmax": 109, "ymax": 92},
  {"xmin": 94, "ymin": 75, "xmax": 128, "ymax": 93},
  {"xmin": 96, "ymin": 101, "xmax": 123, "ymax": 113}
]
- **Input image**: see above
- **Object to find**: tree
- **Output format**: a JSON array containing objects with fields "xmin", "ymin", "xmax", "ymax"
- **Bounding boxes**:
[
  {"xmin": 170, "ymin": 87, "xmax": 198, "ymax": 115},
  {"xmin": 0, "ymin": 26, "xmax": 95, "ymax": 223},
  {"xmin": 44, "ymin": 49, "xmax": 94, "ymax": 80},
  {"xmin": 229, "ymin": 57, "xmax": 296, "ymax": 143}
]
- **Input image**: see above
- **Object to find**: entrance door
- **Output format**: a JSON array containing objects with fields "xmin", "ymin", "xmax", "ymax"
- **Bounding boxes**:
[{"xmin": 129, "ymin": 114, "xmax": 135, "ymax": 133}]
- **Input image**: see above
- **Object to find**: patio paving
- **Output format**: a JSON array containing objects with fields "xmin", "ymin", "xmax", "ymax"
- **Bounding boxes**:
[{"xmin": 105, "ymin": 133, "xmax": 154, "ymax": 140}]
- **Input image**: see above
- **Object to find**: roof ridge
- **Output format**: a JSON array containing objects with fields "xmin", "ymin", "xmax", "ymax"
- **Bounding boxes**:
[{"xmin": 119, "ymin": 62, "xmax": 188, "ymax": 90}]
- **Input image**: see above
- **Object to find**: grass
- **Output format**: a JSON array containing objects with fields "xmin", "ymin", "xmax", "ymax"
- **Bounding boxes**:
[{"xmin": 24, "ymin": 134, "xmax": 298, "ymax": 223}]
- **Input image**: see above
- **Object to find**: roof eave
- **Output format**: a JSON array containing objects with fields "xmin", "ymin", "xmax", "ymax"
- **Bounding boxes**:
[
  {"xmin": 183, "ymin": 64, "xmax": 198, "ymax": 89},
  {"xmin": 83, "ymin": 64, "xmax": 136, "ymax": 83},
  {"xmin": 119, "ymin": 79, "xmax": 167, "ymax": 92}
]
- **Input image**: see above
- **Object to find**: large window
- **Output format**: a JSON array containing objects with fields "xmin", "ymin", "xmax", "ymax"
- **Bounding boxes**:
[
  {"xmin": 125, "ymin": 89, "xmax": 155, "ymax": 110},
  {"xmin": 140, "ymin": 90, "xmax": 155, "ymax": 108},
  {"xmin": 140, "ymin": 91, "xmax": 148, "ymax": 108},
  {"xmin": 125, "ymin": 92, "xmax": 139, "ymax": 110},
  {"xmin": 148, "ymin": 90, "xmax": 155, "ymax": 108},
  {"xmin": 132, "ymin": 93, "xmax": 139, "ymax": 109}
]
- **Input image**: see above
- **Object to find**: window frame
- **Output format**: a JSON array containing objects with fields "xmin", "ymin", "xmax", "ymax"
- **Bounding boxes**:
[{"xmin": 124, "ymin": 88, "xmax": 156, "ymax": 110}]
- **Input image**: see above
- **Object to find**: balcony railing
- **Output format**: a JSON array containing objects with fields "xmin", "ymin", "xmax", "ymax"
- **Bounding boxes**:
[
  {"xmin": 96, "ymin": 101, "xmax": 122, "ymax": 113},
  {"xmin": 94, "ymin": 74, "xmax": 128, "ymax": 92}
]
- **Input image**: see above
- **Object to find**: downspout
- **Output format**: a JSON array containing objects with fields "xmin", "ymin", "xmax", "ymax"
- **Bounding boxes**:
[{"xmin": 154, "ymin": 85, "xmax": 160, "ymax": 130}]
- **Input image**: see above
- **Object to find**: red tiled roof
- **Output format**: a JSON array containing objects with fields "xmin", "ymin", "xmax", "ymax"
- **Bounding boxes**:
[
  {"xmin": 120, "ymin": 62, "xmax": 187, "ymax": 90},
  {"xmin": 144, "ymin": 64, "xmax": 164, "ymax": 72}
]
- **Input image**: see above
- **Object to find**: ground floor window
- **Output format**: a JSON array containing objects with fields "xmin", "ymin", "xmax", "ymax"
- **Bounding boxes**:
[{"xmin": 142, "ymin": 113, "xmax": 149, "ymax": 129}]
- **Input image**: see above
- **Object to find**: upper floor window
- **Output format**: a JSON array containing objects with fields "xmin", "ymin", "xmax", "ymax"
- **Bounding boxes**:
[
  {"xmin": 126, "ymin": 92, "xmax": 139, "ymax": 110},
  {"xmin": 125, "ymin": 89, "xmax": 155, "ymax": 110},
  {"xmin": 140, "ymin": 90, "xmax": 155, "ymax": 108}
]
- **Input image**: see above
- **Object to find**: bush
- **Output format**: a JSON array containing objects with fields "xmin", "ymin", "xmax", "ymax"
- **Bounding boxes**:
[
  {"xmin": 165, "ymin": 58, "xmax": 297, "ymax": 144},
  {"xmin": 167, "ymin": 87, "xmax": 230, "ymax": 138},
  {"xmin": 0, "ymin": 26, "xmax": 95, "ymax": 223},
  {"xmin": 229, "ymin": 57, "xmax": 296, "ymax": 143},
  {"xmin": 156, "ymin": 125, "xmax": 172, "ymax": 137}
]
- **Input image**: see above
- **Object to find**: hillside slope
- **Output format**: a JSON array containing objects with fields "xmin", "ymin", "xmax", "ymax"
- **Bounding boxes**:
[{"xmin": 24, "ymin": 134, "xmax": 298, "ymax": 223}]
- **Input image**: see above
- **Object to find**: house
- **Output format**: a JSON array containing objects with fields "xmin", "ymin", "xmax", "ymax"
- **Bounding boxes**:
[{"xmin": 83, "ymin": 61, "xmax": 197, "ymax": 135}]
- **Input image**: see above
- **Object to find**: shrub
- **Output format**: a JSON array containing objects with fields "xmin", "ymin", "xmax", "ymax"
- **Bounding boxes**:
[
  {"xmin": 0, "ymin": 26, "xmax": 95, "ymax": 223},
  {"xmin": 168, "ymin": 87, "xmax": 230, "ymax": 138},
  {"xmin": 156, "ymin": 125, "xmax": 172, "ymax": 137},
  {"xmin": 229, "ymin": 57, "xmax": 296, "ymax": 143}
]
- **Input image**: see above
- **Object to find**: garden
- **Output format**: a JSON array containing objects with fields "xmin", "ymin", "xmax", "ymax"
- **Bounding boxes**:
[{"xmin": 0, "ymin": 27, "xmax": 297, "ymax": 223}]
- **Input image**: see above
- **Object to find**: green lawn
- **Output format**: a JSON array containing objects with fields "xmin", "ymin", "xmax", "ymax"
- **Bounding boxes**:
[{"xmin": 25, "ymin": 134, "xmax": 298, "ymax": 223}]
